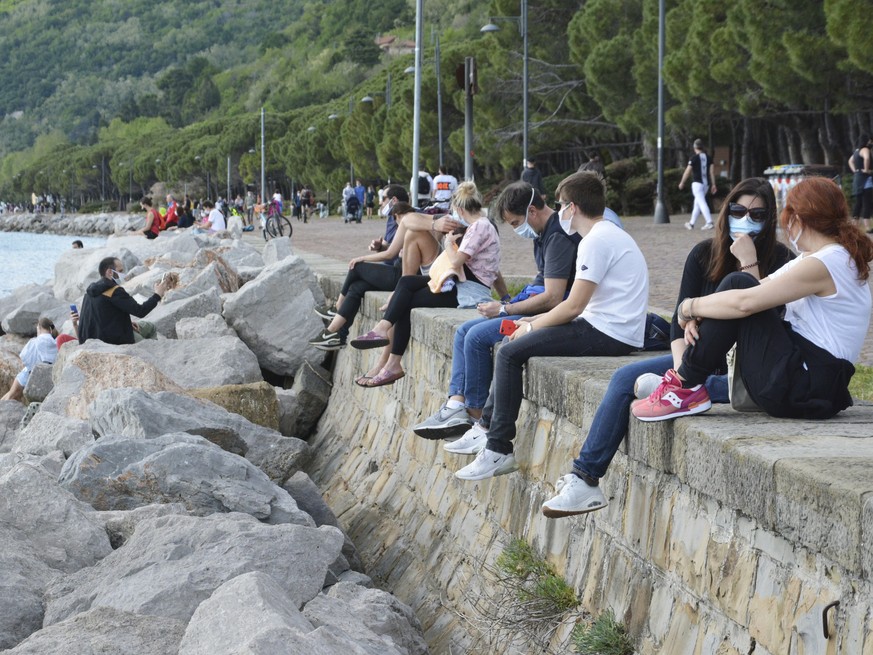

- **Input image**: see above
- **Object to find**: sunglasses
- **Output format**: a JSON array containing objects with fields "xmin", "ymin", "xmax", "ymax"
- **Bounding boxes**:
[{"xmin": 728, "ymin": 203, "xmax": 768, "ymax": 223}]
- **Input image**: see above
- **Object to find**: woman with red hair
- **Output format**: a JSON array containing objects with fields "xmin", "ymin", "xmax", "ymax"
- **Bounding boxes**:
[{"xmin": 634, "ymin": 176, "xmax": 873, "ymax": 421}]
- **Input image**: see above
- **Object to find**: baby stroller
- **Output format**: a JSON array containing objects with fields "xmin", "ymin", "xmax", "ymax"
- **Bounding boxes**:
[{"xmin": 344, "ymin": 196, "xmax": 361, "ymax": 224}]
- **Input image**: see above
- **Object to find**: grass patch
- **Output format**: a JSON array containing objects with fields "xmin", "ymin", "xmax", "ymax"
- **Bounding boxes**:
[
  {"xmin": 496, "ymin": 539, "xmax": 580, "ymax": 615},
  {"xmin": 850, "ymin": 364, "xmax": 873, "ymax": 402},
  {"xmin": 571, "ymin": 609, "xmax": 635, "ymax": 655}
]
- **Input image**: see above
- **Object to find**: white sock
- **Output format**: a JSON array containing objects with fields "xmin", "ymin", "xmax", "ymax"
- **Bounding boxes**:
[{"xmin": 446, "ymin": 399, "xmax": 464, "ymax": 409}]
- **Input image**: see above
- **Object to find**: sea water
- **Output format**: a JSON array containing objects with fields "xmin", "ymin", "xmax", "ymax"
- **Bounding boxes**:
[{"xmin": 1, "ymin": 232, "xmax": 106, "ymax": 297}]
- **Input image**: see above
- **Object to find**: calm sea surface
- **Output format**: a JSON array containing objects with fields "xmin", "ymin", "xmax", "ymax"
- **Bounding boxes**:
[{"xmin": 0, "ymin": 232, "xmax": 106, "ymax": 297}]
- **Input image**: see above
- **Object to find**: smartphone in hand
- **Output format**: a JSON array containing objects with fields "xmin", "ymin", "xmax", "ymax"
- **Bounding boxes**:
[
  {"xmin": 499, "ymin": 319, "xmax": 518, "ymax": 336},
  {"xmin": 69, "ymin": 304, "xmax": 77, "ymax": 314}
]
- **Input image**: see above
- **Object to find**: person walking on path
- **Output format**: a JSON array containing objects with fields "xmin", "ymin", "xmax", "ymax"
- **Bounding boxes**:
[
  {"xmin": 679, "ymin": 139, "xmax": 717, "ymax": 230},
  {"xmin": 520, "ymin": 157, "xmax": 545, "ymax": 198},
  {"xmin": 848, "ymin": 134, "xmax": 872, "ymax": 233}
]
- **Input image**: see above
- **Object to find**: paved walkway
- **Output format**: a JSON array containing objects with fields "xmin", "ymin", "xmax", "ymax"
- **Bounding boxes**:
[{"xmin": 242, "ymin": 212, "xmax": 873, "ymax": 366}]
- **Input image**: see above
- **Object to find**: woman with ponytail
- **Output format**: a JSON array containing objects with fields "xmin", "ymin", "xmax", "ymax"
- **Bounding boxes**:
[
  {"xmin": 634, "ymin": 176, "xmax": 873, "ymax": 422},
  {"xmin": 2, "ymin": 317, "xmax": 59, "ymax": 402}
]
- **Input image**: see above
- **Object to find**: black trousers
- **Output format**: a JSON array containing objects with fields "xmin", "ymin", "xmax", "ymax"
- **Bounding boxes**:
[
  {"xmin": 337, "ymin": 261, "xmax": 402, "ymax": 338},
  {"xmin": 383, "ymin": 275, "xmax": 458, "ymax": 356}
]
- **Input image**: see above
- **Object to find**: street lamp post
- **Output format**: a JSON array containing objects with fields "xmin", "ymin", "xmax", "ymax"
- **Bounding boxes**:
[
  {"xmin": 482, "ymin": 0, "xmax": 528, "ymax": 168},
  {"xmin": 653, "ymin": 0, "xmax": 670, "ymax": 224},
  {"xmin": 411, "ymin": 0, "xmax": 423, "ymax": 203}
]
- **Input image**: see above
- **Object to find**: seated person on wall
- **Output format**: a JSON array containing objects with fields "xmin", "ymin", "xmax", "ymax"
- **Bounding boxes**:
[
  {"xmin": 1, "ymin": 317, "xmax": 58, "ymax": 402},
  {"xmin": 541, "ymin": 177, "xmax": 795, "ymax": 518},
  {"xmin": 451, "ymin": 172, "xmax": 650, "ymax": 482},
  {"xmin": 77, "ymin": 256, "xmax": 168, "ymax": 345},
  {"xmin": 309, "ymin": 184, "xmax": 462, "ymax": 352},
  {"xmin": 162, "ymin": 194, "xmax": 179, "ymax": 230},
  {"xmin": 348, "ymin": 181, "xmax": 509, "ymax": 388},
  {"xmin": 631, "ymin": 177, "xmax": 872, "ymax": 423},
  {"xmin": 193, "ymin": 200, "xmax": 226, "ymax": 234},
  {"xmin": 141, "ymin": 197, "xmax": 162, "ymax": 239}
]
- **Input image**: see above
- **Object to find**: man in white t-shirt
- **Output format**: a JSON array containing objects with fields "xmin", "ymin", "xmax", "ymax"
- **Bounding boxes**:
[
  {"xmin": 194, "ymin": 200, "xmax": 226, "ymax": 233},
  {"xmin": 454, "ymin": 171, "xmax": 649, "ymax": 481},
  {"xmin": 431, "ymin": 166, "xmax": 458, "ymax": 209}
]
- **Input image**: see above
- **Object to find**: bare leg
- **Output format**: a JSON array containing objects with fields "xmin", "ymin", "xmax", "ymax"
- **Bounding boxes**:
[
  {"xmin": 401, "ymin": 230, "xmax": 440, "ymax": 276},
  {"xmin": 1, "ymin": 378, "xmax": 24, "ymax": 402}
]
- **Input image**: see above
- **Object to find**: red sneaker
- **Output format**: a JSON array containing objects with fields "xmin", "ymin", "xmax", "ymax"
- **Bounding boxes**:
[{"xmin": 631, "ymin": 369, "xmax": 711, "ymax": 422}]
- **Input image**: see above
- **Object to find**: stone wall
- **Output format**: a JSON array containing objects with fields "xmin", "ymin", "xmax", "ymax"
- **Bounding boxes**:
[{"xmin": 307, "ymin": 276, "xmax": 873, "ymax": 654}]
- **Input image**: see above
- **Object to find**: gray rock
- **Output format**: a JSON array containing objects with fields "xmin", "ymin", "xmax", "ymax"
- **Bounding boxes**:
[
  {"xmin": 88, "ymin": 388, "xmax": 311, "ymax": 482},
  {"xmin": 12, "ymin": 410, "xmax": 94, "ymax": 457},
  {"xmin": 178, "ymin": 572, "xmax": 317, "ymax": 655},
  {"xmin": 236, "ymin": 265, "xmax": 264, "ymax": 284},
  {"xmin": 0, "ymin": 291, "xmax": 68, "ymax": 336},
  {"xmin": 163, "ymin": 261, "xmax": 232, "ymax": 303},
  {"xmin": 303, "ymin": 582, "xmax": 429, "ymax": 655},
  {"xmin": 43, "ymin": 513, "xmax": 344, "ymax": 627},
  {"xmin": 290, "ymin": 361, "xmax": 333, "ymax": 437},
  {"xmin": 0, "ymin": 400, "xmax": 26, "ymax": 452},
  {"xmin": 53, "ymin": 246, "xmax": 139, "ymax": 302},
  {"xmin": 59, "ymin": 432, "xmax": 313, "ymax": 526},
  {"xmin": 275, "ymin": 387, "xmax": 301, "ymax": 437},
  {"xmin": 22, "ymin": 362, "xmax": 54, "ymax": 402},
  {"xmin": 187, "ymin": 251, "xmax": 240, "ymax": 293},
  {"xmin": 215, "ymin": 240, "xmax": 265, "ymax": 269},
  {"xmin": 0, "ymin": 456, "xmax": 112, "ymax": 572},
  {"xmin": 222, "ymin": 256, "xmax": 326, "ymax": 376},
  {"xmin": 145, "ymin": 288, "xmax": 222, "ymax": 338},
  {"xmin": 0, "ymin": 525, "xmax": 53, "ymax": 650},
  {"xmin": 4, "ymin": 607, "xmax": 188, "ymax": 655},
  {"xmin": 99, "ymin": 503, "xmax": 189, "ymax": 549},
  {"xmin": 176, "ymin": 313, "xmax": 236, "ymax": 340},
  {"xmin": 262, "ymin": 236, "xmax": 293, "ymax": 265},
  {"xmin": 0, "ymin": 284, "xmax": 51, "ymax": 330}
]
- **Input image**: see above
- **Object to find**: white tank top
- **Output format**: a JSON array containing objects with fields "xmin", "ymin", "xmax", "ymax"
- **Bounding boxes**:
[{"xmin": 772, "ymin": 244, "xmax": 871, "ymax": 362}]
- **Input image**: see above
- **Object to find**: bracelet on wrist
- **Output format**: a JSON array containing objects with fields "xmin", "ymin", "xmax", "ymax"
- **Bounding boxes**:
[
  {"xmin": 740, "ymin": 260, "xmax": 759, "ymax": 271},
  {"xmin": 500, "ymin": 294, "xmax": 511, "ymax": 303},
  {"xmin": 678, "ymin": 298, "xmax": 695, "ymax": 323}
]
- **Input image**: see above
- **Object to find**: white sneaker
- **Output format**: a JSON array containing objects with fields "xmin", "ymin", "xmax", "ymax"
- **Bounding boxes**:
[
  {"xmin": 684, "ymin": 221, "xmax": 693, "ymax": 230},
  {"xmin": 454, "ymin": 448, "xmax": 518, "ymax": 481},
  {"xmin": 444, "ymin": 422, "xmax": 488, "ymax": 455},
  {"xmin": 634, "ymin": 373, "xmax": 664, "ymax": 399},
  {"xmin": 541, "ymin": 474, "xmax": 608, "ymax": 518},
  {"xmin": 701, "ymin": 223, "xmax": 714, "ymax": 230}
]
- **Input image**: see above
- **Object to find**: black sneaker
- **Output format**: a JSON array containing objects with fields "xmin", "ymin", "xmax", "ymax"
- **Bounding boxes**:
[
  {"xmin": 313, "ymin": 306, "xmax": 337, "ymax": 323},
  {"xmin": 309, "ymin": 330, "xmax": 343, "ymax": 351}
]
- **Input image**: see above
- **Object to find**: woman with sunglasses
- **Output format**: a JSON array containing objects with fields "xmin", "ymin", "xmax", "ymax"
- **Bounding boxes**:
[
  {"xmin": 633, "ymin": 176, "xmax": 872, "ymax": 423},
  {"xmin": 541, "ymin": 177, "xmax": 793, "ymax": 518}
]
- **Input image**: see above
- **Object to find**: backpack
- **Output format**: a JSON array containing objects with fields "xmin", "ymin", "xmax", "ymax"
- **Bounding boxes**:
[{"xmin": 417, "ymin": 174, "xmax": 430, "ymax": 196}]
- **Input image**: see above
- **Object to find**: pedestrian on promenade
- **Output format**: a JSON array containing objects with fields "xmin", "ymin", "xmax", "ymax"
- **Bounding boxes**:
[
  {"xmin": 679, "ymin": 139, "xmax": 717, "ymax": 230},
  {"xmin": 848, "ymin": 134, "xmax": 872, "ymax": 233},
  {"xmin": 520, "ymin": 157, "xmax": 545, "ymax": 198}
]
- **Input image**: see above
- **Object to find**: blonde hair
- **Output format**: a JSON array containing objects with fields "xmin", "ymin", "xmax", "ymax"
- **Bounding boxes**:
[{"xmin": 451, "ymin": 181, "xmax": 483, "ymax": 214}]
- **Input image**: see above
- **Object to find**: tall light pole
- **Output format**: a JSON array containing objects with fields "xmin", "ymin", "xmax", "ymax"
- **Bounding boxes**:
[
  {"xmin": 653, "ymin": 0, "xmax": 670, "ymax": 224},
  {"xmin": 260, "ymin": 107, "xmax": 266, "ymax": 204},
  {"xmin": 410, "ymin": 0, "xmax": 423, "ymax": 203},
  {"xmin": 482, "ymin": 0, "xmax": 528, "ymax": 168},
  {"xmin": 226, "ymin": 155, "xmax": 231, "ymax": 201}
]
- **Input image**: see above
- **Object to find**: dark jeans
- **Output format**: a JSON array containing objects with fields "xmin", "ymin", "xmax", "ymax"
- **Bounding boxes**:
[
  {"xmin": 383, "ymin": 275, "xmax": 457, "ymax": 356},
  {"xmin": 487, "ymin": 318, "xmax": 635, "ymax": 455},
  {"xmin": 852, "ymin": 188, "xmax": 872, "ymax": 219},
  {"xmin": 337, "ymin": 261, "xmax": 401, "ymax": 339}
]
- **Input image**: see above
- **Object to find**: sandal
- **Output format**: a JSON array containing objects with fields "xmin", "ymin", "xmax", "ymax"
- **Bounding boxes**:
[
  {"xmin": 364, "ymin": 368, "xmax": 406, "ymax": 388},
  {"xmin": 354, "ymin": 375, "xmax": 372, "ymax": 387},
  {"xmin": 350, "ymin": 330, "xmax": 390, "ymax": 350}
]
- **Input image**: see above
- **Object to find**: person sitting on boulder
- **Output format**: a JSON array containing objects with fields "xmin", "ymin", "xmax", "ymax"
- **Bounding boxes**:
[
  {"xmin": 77, "ymin": 257, "xmax": 168, "ymax": 345},
  {"xmin": 1, "ymin": 317, "xmax": 58, "ymax": 403}
]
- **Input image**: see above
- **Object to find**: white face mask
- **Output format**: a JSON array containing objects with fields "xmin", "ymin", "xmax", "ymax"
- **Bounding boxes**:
[
  {"xmin": 451, "ymin": 209, "xmax": 469, "ymax": 227},
  {"xmin": 558, "ymin": 203, "xmax": 575, "ymax": 235},
  {"xmin": 788, "ymin": 218, "xmax": 804, "ymax": 254},
  {"xmin": 513, "ymin": 188, "xmax": 538, "ymax": 239},
  {"xmin": 380, "ymin": 198, "xmax": 395, "ymax": 218},
  {"xmin": 110, "ymin": 269, "xmax": 122, "ymax": 283}
]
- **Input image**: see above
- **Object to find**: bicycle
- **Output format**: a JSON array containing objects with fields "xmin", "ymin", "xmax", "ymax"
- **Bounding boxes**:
[{"xmin": 258, "ymin": 199, "xmax": 293, "ymax": 241}]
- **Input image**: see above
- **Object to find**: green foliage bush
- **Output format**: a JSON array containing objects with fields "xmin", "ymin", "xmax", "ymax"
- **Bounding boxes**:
[{"xmin": 572, "ymin": 609, "xmax": 634, "ymax": 655}]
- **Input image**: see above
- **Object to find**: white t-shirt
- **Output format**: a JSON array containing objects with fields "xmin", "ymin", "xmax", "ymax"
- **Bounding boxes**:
[
  {"xmin": 432, "ymin": 174, "xmax": 458, "ymax": 202},
  {"xmin": 575, "ymin": 220, "xmax": 649, "ymax": 347},
  {"xmin": 208, "ymin": 208, "xmax": 226, "ymax": 232},
  {"xmin": 768, "ymin": 243, "xmax": 871, "ymax": 362}
]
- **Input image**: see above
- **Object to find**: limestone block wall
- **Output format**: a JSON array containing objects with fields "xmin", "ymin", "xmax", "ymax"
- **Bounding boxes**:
[{"xmin": 307, "ymin": 285, "xmax": 873, "ymax": 655}]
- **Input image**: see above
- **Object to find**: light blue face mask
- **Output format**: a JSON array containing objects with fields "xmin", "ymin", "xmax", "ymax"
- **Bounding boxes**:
[
  {"xmin": 727, "ymin": 216, "xmax": 762, "ymax": 241},
  {"xmin": 451, "ymin": 209, "xmax": 469, "ymax": 227},
  {"xmin": 513, "ymin": 188, "xmax": 538, "ymax": 239}
]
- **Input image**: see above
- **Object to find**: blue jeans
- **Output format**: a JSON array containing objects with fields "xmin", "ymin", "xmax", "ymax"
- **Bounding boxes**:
[
  {"xmin": 572, "ymin": 353, "xmax": 729, "ymax": 480},
  {"xmin": 448, "ymin": 315, "xmax": 523, "ymax": 410}
]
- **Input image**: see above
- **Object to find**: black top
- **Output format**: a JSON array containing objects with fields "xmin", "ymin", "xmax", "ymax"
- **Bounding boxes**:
[
  {"xmin": 521, "ymin": 167, "xmax": 544, "ymax": 195},
  {"xmin": 531, "ymin": 211, "xmax": 581, "ymax": 288},
  {"xmin": 689, "ymin": 152, "xmax": 710, "ymax": 185},
  {"xmin": 78, "ymin": 277, "xmax": 161, "ymax": 345},
  {"xmin": 670, "ymin": 239, "xmax": 794, "ymax": 369}
]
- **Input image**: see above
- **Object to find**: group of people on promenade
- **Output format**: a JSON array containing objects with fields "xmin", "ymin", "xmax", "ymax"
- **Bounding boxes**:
[{"xmin": 310, "ymin": 169, "xmax": 873, "ymax": 518}]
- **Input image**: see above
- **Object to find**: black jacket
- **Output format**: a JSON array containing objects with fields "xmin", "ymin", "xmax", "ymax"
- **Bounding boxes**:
[{"xmin": 78, "ymin": 277, "xmax": 160, "ymax": 345}]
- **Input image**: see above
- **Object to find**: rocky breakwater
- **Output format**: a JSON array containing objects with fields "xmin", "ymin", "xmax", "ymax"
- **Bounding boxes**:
[
  {"xmin": 0, "ymin": 210, "xmax": 145, "ymax": 236},
  {"xmin": 0, "ymin": 230, "xmax": 428, "ymax": 654}
]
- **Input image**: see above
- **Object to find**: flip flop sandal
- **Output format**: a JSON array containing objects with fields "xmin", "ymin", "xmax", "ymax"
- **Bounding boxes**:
[
  {"xmin": 354, "ymin": 375, "xmax": 372, "ymax": 387},
  {"xmin": 350, "ymin": 330, "xmax": 390, "ymax": 350},
  {"xmin": 364, "ymin": 369, "xmax": 406, "ymax": 388}
]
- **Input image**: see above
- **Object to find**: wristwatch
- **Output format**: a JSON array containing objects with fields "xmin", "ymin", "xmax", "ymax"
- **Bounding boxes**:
[{"xmin": 498, "ymin": 304, "xmax": 509, "ymax": 316}]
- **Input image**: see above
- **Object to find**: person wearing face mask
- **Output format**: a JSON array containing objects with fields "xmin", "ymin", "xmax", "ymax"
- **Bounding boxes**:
[
  {"xmin": 77, "ymin": 257, "xmax": 167, "ymax": 345},
  {"xmin": 633, "ymin": 177, "xmax": 872, "ymax": 426},
  {"xmin": 541, "ymin": 177, "xmax": 794, "ymax": 518},
  {"xmin": 453, "ymin": 172, "xmax": 649, "ymax": 481},
  {"xmin": 310, "ymin": 184, "xmax": 461, "ymax": 352}
]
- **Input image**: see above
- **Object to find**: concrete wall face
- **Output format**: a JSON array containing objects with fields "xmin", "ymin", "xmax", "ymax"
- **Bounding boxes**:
[{"xmin": 307, "ymin": 291, "xmax": 873, "ymax": 655}]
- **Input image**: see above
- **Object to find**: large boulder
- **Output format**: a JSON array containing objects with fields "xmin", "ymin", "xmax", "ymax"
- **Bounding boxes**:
[
  {"xmin": 0, "ymin": 291, "xmax": 68, "ymax": 336},
  {"xmin": 214, "ymin": 240, "xmax": 265, "ymax": 270},
  {"xmin": 262, "ymin": 236, "xmax": 293, "ymax": 265},
  {"xmin": 176, "ymin": 313, "xmax": 236, "ymax": 340},
  {"xmin": 53, "ymin": 246, "xmax": 139, "ymax": 302},
  {"xmin": 12, "ymin": 410, "xmax": 94, "ymax": 457},
  {"xmin": 22, "ymin": 362, "xmax": 54, "ymax": 403},
  {"xmin": 223, "ymin": 256, "xmax": 326, "ymax": 376},
  {"xmin": 0, "ymin": 284, "xmax": 51, "ymax": 329},
  {"xmin": 43, "ymin": 513, "xmax": 344, "ymax": 627},
  {"xmin": 59, "ymin": 432, "xmax": 313, "ymax": 526},
  {"xmin": 0, "ymin": 526, "xmax": 53, "ymax": 650},
  {"xmin": 188, "ymin": 381, "xmax": 280, "ymax": 431},
  {"xmin": 145, "ymin": 289, "xmax": 222, "ymax": 338},
  {"xmin": 88, "ymin": 388, "xmax": 311, "ymax": 482},
  {"xmin": 0, "ymin": 400, "xmax": 26, "ymax": 452},
  {"xmin": 290, "ymin": 361, "xmax": 332, "ymax": 436},
  {"xmin": 0, "ymin": 349, "xmax": 22, "ymax": 398},
  {"xmin": 42, "ymin": 349, "xmax": 183, "ymax": 419},
  {"xmin": 188, "ymin": 251, "xmax": 240, "ymax": 293},
  {"xmin": 4, "ymin": 607, "xmax": 188, "ymax": 655}
]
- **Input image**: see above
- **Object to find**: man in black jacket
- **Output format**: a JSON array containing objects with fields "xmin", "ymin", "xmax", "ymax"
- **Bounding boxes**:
[{"xmin": 77, "ymin": 256, "xmax": 167, "ymax": 345}]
